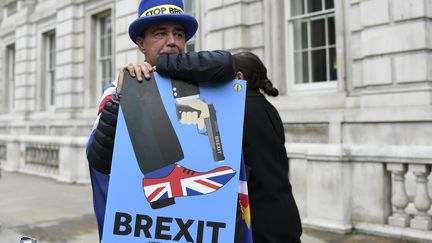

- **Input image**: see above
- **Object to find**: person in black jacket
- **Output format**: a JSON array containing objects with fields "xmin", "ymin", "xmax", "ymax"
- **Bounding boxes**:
[
  {"xmin": 158, "ymin": 52, "xmax": 304, "ymax": 242},
  {"xmin": 233, "ymin": 52, "xmax": 302, "ymax": 243}
]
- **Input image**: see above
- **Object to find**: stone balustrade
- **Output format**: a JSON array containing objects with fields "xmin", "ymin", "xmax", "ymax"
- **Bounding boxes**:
[
  {"xmin": 388, "ymin": 163, "xmax": 432, "ymax": 231},
  {"xmin": 0, "ymin": 136, "xmax": 430, "ymax": 240},
  {"xmin": 0, "ymin": 135, "xmax": 89, "ymax": 183},
  {"xmin": 25, "ymin": 143, "xmax": 60, "ymax": 168},
  {"xmin": 287, "ymin": 143, "xmax": 432, "ymax": 242}
]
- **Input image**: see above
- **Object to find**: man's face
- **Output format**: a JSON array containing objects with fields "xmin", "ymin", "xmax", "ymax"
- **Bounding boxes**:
[{"xmin": 136, "ymin": 22, "xmax": 186, "ymax": 65}]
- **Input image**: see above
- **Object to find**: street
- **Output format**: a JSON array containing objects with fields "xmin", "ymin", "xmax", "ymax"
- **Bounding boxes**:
[{"xmin": 0, "ymin": 171, "xmax": 417, "ymax": 243}]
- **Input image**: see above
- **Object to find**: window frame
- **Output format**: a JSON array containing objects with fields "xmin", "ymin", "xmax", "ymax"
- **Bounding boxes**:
[
  {"xmin": 96, "ymin": 12, "xmax": 113, "ymax": 91},
  {"xmin": 184, "ymin": 0, "xmax": 198, "ymax": 51},
  {"xmin": 84, "ymin": 2, "xmax": 115, "ymax": 108},
  {"xmin": 44, "ymin": 30, "xmax": 56, "ymax": 108},
  {"xmin": 285, "ymin": 0, "xmax": 340, "ymax": 92},
  {"xmin": 5, "ymin": 43, "xmax": 15, "ymax": 111},
  {"xmin": 5, "ymin": 1, "xmax": 18, "ymax": 17}
]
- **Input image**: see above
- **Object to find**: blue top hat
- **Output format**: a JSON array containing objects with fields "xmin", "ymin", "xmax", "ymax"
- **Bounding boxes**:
[{"xmin": 128, "ymin": 0, "xmax": 198, "ymax": 44}]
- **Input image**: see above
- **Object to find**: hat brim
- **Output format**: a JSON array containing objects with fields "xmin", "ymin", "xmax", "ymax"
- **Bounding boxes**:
[{"xmin": 128, "ymin": 14, "xmax": 198, "ymax": 44}]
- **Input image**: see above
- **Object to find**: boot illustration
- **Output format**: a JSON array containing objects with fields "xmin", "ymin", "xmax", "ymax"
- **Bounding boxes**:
[
  {"xmin": 122, "ymin": 72, "xmax": 184, "ymax": 207},
  {"xmin": 143, "ymin": 164, "xmax": 236, "ymax": 209}
]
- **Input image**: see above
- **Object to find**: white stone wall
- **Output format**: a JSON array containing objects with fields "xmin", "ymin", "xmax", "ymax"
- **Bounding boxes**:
[
  {"xmin": 0, "ymin": 0, "xmax": 271, "ymax": 138},
  {"xmin": 0, "ymin": 36, "xmax": 3, "ymax": 112},
  {"xmin": 284, "ymin": 1, "xmax": 432, "ymax": 237},
  {"xmin": 0, "ymin": 0, "xmax": 431, "ymax": 238},
  {"xmin": 200, "ymin": 0, "xmax": 265, "ymax": 58},
  {"xmin": 348, "ymin": 0, "xmax": 432, "ymax": 106},
  {"xmin": 114, "ymin": 0, "xmax": 142, "ymax": 72},
  {"xmin": 56, "ymin": 2, "xmax": 85, "ymax": 110},
  {"xmin": 14, "ymin": 9, "xmax": 36, "ymax": 113},
  {"xmin": 338, "ymin": 0, "xmax": 432, "ymax": 147},
  {"xmin": 269, "ymin": 0, "xmax": 432, "ymax": 145}
]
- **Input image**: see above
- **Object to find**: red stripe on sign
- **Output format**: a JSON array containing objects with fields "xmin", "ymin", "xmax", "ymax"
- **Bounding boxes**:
[
  {"xmin": 195, "ymin": 179, "xmax": 220, "ymax": 190},
  {"xmin": 146, "ymin": 186, "xmax": 164, "ymax": 202}
]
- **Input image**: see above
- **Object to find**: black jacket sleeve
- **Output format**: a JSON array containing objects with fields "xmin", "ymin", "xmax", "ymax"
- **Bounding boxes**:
[
  {"xmin": 156, "ymin": 50, "xmax": 236, "ymax": 83},
  {"xmin": 87, "ymin": 99, "xmax": 119, "ymax": 174}
]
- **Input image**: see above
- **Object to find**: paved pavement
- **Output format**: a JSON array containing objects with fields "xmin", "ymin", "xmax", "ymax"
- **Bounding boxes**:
[
  {"xmin": 0, "ymin": 171, "xmax": 418, "ymax": 243},
  {"xmin": 0, "ymin": 171, "xmax": 98, "ymax": 243}
]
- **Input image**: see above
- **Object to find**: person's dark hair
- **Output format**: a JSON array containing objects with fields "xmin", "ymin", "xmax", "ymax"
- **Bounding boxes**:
[{"xmin": 233, "ymin": 52, "xmax": 279, "ymax": 97}]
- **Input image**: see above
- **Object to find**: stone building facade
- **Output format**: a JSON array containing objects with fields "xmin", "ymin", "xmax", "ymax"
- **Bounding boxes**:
[{"xmin": 0, "ymin": 0, "xmax": 431, "ymax": 240}]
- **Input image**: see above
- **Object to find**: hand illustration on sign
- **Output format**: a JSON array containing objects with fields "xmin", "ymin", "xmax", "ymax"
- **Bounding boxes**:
[
  {"xmin": 172, "ymin": 80, "xmax": 225, "ymax": 162},
  {"xmin": 176, "ymin": 98, "xmax": 209, "ymax": 129}
]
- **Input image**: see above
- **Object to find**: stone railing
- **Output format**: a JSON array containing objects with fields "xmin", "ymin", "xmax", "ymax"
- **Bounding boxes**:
[
  {"xmin": 24, "ymin": 143, "xmax": 60, "ymax": 176},
  {"xmin": 385, "ymin": 163, "xmax": 432, "ymax": 239},
  {"xmin": 25, "ymin": 143, "xmax": 60, "ymax": 166},
  {"xmin": 287, "ymin": 143, "xmax": 432, "ymax": 242},
  {"xmin": 0, "ymin": 135, "xmax": 89, "ymax": 184}
]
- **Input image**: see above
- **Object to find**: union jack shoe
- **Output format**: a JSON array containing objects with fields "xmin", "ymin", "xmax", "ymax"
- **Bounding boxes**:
[{"xmin": 143, "ymin": 164, "xmax": 236, "ymax": 209}]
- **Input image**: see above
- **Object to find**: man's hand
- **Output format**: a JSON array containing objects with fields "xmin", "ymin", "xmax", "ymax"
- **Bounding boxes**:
[
  {"xmin": 116, "ymin": 62, "xmax": 155, "ymax": 93},
  {"xmin": 177, "ymin": 98, "xmax": 210, "ymax": 130}
]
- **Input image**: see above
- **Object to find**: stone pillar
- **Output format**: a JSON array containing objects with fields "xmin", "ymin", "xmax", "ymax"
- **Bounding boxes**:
[
  {"xmin": 304, "ymin": 145, "xmax": 352, "ymax": 233},
  {"xmin": 4, "ymin": 138, "xmax": 20, "ymax": 171},
  {"xmin": 351, "ymin": 162, "xmax": 391, "ymax": 224},
  {"xmin": 0, "ymin": 38, "xmax": 3, "ymax": 110},
  {"xmin": 263, "ymin": 0, "xmax": 286, "ymax": 94},
  {"xmin": 409, "ymin": 164, "xmax": 432, "ymax": 230},
  {"xmin": 55, "ymin": 3, "xmax": 85, "ymax": 110},
  {"xmin": 74, "ymin": 141, "xmax": 90, "ymax": 184},
  {"xmin": 387, "ymin": 163, "xmax": 410, "ymax": 227},
  {"xmin": 14, "ymin": 18, "xmax": 36, "ymax": 113},
  {"xmin": 58, "ymin": 137, "xmax": 89, "ymax": 183}
]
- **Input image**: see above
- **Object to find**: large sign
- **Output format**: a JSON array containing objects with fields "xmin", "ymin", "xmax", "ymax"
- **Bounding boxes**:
[{"xmin": 102, "ymin": 73, "xmax": 246, "ymax": 243}]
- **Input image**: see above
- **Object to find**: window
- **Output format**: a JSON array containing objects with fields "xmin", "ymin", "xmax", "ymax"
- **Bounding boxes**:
[
  {"xmin": 6, "ymin": 1, "xmax": 17, "ymax": 17},
  {"xmin": 289, "ymin": 0, "xmax": 337, "ymax": 85},
  {"xmin": 44, "ymin": 31, "xmax": 56, "ymax": 107},
  {"xmin": 97, "ymin": 13, "xmax": 113, "ymax": 89},
  {"xmin": 184, "ymin": 0, "xmax": 196, "ymax": 51},
  {"xmin": 6, "ymin": 44, "xmax": 15, "ymax": 111}
]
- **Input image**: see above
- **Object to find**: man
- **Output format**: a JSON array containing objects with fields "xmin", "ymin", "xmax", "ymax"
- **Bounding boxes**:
[{"xmin": 86, "ymin": 0, "xmax": 244, "ymax": 241}]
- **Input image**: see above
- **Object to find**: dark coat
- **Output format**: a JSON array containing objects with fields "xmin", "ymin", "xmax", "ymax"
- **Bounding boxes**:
[
  {"xmin": 243, "ymin": 89, "xmax": 302, "ymax": 242},
  {"xmin": 159, "ymin": 51, "xmax": 302, "ymax": 242}
]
